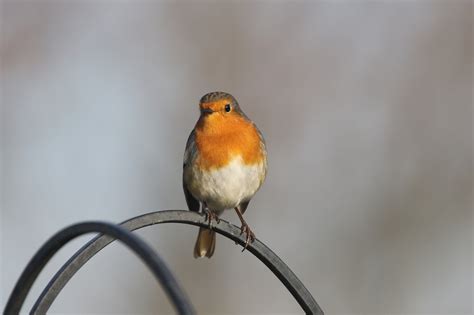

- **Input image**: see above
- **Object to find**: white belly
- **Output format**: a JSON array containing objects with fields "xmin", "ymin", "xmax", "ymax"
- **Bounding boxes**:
[{"xmin": 185, "ymin": 156, "xmax": 266, "ymax": 212}]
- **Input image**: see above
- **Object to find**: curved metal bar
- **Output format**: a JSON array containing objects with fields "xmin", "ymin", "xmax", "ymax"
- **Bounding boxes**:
[
  {"xmin": 31, "ymin": 210, "xmax": 324, "ymax": 315},
  {"xmin": 3, "ymin": 222, "xmax": 195, "ymax": 315}
]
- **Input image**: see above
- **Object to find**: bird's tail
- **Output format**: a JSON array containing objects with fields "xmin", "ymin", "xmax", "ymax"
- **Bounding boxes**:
[{"xmin": 194, "ymin": 227, "xmax": 216, "ymax": 258}]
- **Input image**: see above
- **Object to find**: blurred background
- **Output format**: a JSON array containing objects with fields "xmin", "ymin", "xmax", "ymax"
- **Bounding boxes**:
[{"xmin": 1, "ymin": 1, "xmax": 472, "ymax": 314}]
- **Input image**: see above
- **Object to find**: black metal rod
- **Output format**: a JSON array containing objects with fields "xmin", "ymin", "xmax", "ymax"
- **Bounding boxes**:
[
  {"xmin": 3, "ymin": 221, "xmax": 195, "ymax": 315},
  {"xmin": 31, "ymin": 210, "xmax": 324, "ymax": 314}
]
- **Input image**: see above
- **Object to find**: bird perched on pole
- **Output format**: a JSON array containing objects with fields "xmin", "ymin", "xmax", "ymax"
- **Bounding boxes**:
[{"xmin": 183, "ymin": 92, "xmax": 267, "ymax": 258}]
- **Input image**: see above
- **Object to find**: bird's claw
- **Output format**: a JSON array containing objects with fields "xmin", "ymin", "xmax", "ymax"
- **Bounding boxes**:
[
  {"xmin": 240, "ymin": 224, "xmax": 255, "ymax": 252},
  {"xmin": 204, "ymin": 209, "xmax": 219, "ymax": 229}
]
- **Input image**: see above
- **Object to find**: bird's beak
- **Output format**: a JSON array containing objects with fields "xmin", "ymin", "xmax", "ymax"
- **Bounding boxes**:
[{"xmin": 201, "ymin": 108, "xmax": 214, "ymax": 115}]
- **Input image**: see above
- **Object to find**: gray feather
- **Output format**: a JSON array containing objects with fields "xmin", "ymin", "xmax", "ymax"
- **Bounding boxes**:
[{"xmin": 183, "ymin": 129, "xmax": 200, "ymax": 212}]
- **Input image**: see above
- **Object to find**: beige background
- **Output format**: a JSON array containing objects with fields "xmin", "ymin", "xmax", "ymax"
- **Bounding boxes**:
[{"xmin": 1, "ymin": 1, "xmax": 472, "ymax": 314}]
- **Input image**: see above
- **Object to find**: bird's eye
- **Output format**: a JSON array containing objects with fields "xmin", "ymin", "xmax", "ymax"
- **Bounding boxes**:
[{"xmin": 225, "ymin": 104, "xmax": 231, "ymax": 112}]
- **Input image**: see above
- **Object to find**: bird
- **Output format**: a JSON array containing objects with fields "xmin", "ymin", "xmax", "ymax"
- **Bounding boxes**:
[{"xmin": 183, "ymin": 92, "xmax": 267, "ymax": 258}]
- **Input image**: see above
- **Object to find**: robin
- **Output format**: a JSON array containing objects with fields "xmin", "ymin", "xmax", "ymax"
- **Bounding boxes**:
[{"xmin": 183, "ymin": 92, "xmax": 267, "ymax": 258}]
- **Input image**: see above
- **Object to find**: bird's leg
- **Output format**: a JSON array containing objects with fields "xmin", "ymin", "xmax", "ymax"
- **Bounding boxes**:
[
  {"xmin": 203, "ymin": 202, "xmax": 219, "ymax": 229},
  {"xmin": 234, "ymin": 207, "xmax": 255, "ymax": 252}
]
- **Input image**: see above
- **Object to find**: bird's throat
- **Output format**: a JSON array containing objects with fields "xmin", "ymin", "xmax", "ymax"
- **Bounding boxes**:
[{"xmin": 194, "ymin": 115, "xmax": 264, "ymax": 170}]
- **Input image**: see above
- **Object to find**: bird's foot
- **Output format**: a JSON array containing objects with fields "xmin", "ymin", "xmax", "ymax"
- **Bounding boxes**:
[
  {"xmin": 240, "ymin": 223, "xmax": 256, "ymax": 252},
  {"xmin": 204, "ymin": 209, "xmax": 220, "ymax": 229}
]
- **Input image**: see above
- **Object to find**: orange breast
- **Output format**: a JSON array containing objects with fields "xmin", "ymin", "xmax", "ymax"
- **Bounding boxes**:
[{"xmin": 194, "ymin": 113, "xmax": 264, "ymax": 170}]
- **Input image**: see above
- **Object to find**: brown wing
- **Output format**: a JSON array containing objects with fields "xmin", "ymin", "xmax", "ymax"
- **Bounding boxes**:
[
  {"xmin": 183, "ymin": 129, "xmax": 200, "ymax": 212},
  {"xmin": 183, "ymin": 183, "xmax": 200, "ymax": 212}
]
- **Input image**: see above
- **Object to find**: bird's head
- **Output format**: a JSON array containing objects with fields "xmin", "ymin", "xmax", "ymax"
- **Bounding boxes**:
[{"xmin": 198, "ymin": 92, "xmax": 244, "ymax": 118}]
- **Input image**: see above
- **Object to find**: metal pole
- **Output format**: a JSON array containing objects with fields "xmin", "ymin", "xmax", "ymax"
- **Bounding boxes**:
[
  {"xmin": 30, "ymin": 210, "xmax": 324, "ymax": 314},
  {"xmin": 3, "ymin": 221, "xmax": 195, "ymax": 315}
]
